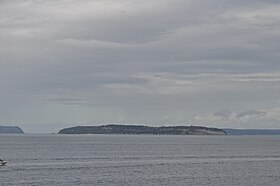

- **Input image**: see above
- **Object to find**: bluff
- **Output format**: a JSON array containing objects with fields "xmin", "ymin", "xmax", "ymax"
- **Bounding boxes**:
[
  {"xmin": 59, "ymin": 124, "xmax": 226, "ymax": 135},
  {"xmin": 0, "ymin": 126, "xmax": 24, "ymax": 134}
]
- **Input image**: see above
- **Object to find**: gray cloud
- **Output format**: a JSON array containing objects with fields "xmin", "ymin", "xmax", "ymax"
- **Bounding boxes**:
[
  {"xmin": 237, "ymin": 110, "xmax": 266, "ymax": 118},
  {"xmin": 194, "ymin": 108, "xmax": 280, "ymax": 129},
  {"xmin": 1, "ymin": 0, "xmax": 280, "ymax": 132},
  {"xmin": 213, "ymin": 110, "xmax": 232, "ymax": 118}
]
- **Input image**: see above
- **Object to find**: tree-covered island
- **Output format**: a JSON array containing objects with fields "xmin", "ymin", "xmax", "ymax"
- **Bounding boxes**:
[{"xmin": 58, "ymin": 124, "xmax": 226, "ymax": 135}]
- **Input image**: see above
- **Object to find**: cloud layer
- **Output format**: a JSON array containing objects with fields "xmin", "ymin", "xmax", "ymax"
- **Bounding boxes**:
[
  {"xmin": 1, "ymin": 0, "xmax": 280, "ymax": 132},
  {"xmin": 194, "ymin": 108, "xmax": 280, "ymax": 129}
]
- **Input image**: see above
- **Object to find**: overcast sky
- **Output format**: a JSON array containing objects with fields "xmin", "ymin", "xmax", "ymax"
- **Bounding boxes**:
[{"xmin": 1, "ymin": 0, "xmax": 280, "ymax": 133}]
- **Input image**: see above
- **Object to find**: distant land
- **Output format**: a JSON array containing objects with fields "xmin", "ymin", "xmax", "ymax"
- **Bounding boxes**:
[
  {"xmin": 0, "ymin": 126, "xmax": 24, "ymax": 134},
  {"xmin": 58, "ymin": 125, "xmax": 227, "ymax": 135},
  {"xmin": 223, "ymin": 129, "xmax": 280, "ymax": 135}
]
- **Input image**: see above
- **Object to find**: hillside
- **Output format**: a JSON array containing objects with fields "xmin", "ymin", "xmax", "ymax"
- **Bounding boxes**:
[{"xmin": 0, "ymin": 126, "xmax": 24, "ymax": 134}]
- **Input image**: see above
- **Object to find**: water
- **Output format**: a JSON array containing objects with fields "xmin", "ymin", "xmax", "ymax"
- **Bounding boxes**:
[{"xmin": 1, "ymin": 134, "xmax": 280, "ymax": 186}]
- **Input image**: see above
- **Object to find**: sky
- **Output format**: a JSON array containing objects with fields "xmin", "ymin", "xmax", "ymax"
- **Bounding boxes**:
[{"xmin": 1, "ymin": 0, "xmax": 280, "ymax": 133}]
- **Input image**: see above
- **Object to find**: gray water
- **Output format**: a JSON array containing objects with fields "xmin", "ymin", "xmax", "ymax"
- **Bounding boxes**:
[{"xmin": 1, "ymin": 134, "xmax": 280, "ymax": 186}]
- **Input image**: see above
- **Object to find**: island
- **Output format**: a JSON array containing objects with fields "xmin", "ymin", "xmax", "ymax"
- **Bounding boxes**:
[
  {"xmin": 58, "ymin": 124, "xmax": 226, "ymax": 135},
  {"xmin": 0, "ymin": 126, "xmax": 24, "ymax": 134}
]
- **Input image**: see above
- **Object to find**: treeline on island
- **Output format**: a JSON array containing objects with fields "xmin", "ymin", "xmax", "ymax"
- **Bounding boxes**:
[{"xmin": 58, "ymin": 124, "xmax": 227, "ymax": 135}]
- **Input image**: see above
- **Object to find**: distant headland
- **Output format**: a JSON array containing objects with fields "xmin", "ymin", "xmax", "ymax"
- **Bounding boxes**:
[
  {"xmin": 58, "ymin": 124, "xmax": 227, "ymax": 135},
  {"xmin": 223, "ymin": 128, "xmax": 280, "ymax": 135},
  {"xmin": 0, "ymin": 126, "xmax": 24, "ymax": 134}
]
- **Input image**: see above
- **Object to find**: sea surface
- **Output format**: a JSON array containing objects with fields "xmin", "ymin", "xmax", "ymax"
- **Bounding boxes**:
[{"xmin": 1, "ymin": 134, "xmax": 280, "ymax": 186}]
